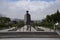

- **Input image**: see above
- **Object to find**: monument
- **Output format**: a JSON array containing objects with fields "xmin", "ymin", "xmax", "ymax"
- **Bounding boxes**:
[
  {"xmin": 17, "ymin": 10, "xmax": 36, "ymax": 32},
  {"xmin": 24, "ymin": 11, "xmax": 31, "ymax": 25},
  {"xmin": 24, "ymin": 10, "xmax": 31, "ymax": 32}
]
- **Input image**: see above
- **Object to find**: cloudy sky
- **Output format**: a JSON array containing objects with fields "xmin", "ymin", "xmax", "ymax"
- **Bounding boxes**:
[{"xmin": 0, "ymin": 0, "xmax": 60, "ymax": 20}]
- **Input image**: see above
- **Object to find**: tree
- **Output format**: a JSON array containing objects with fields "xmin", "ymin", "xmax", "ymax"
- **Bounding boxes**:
[
  {"xmin": 0, "ymin": 17, "xmax": 11, "ymax": 29},
  {"xmin": 0, "ymin": 17, "xmax": 10, "ymax": 23},
  {"xmin": 41, "ymin": 10, "xmax": 60, "ymax": 29},
  {"xmin": 12, "ymin": 20, "xmax": 24, "ymax": 28}
]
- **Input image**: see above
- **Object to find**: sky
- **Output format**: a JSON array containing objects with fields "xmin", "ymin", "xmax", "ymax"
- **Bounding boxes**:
[{"xmin": 0, "ymin": 0, "xmax": 60, "ymax": 20}]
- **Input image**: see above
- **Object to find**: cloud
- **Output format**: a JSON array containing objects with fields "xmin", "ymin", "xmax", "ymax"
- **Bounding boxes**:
[{"xmin": 0, "ymin": 0, "xmax": 60, "ymax": 20}]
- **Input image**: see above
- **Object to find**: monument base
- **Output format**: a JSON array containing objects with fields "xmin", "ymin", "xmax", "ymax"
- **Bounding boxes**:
[
  {"xmin": 17, "ymin": 25, "xmax": 37, "ymax": 32},
  {"xmin": 0, "ymin": 32, "xmax": 60, "ymax": 38}
]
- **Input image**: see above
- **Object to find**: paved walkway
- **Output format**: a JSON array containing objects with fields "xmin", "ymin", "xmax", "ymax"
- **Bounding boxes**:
[{"xmin": 17, "ymin": 25, "xmax": 37, "ymax": 32}]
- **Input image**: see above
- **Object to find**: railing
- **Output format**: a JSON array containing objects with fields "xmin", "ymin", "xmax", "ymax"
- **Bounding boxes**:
[
  {"xmin": 56, "ymin": 30, "xmax": 60, "ymax": 35},
  {"xmin": 0, "ymin": 27, "xmax": 16, "ymax": 32}
]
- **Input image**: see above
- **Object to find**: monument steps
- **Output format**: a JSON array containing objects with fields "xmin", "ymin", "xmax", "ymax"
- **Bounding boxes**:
[{"xmin": 0, "ymin": 32, "xmax": 60, "ymax": 38}]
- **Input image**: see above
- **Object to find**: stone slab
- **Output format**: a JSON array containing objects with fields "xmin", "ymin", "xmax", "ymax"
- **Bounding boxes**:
[{"xmin": 0, "ymin": 32, "xmax": 60, "ymax": 38}]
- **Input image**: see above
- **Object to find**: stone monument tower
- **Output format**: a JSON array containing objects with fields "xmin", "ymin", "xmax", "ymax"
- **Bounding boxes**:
[{"xmin": 24, "ymin": 10, "xmax": 31, "ymax": 31}]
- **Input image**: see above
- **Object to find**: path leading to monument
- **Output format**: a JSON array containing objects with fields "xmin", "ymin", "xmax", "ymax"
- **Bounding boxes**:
[
  {"xmin": 0, "ymin": 26, "xmax": 55, "ymax": 32},
  {"xmin": 17, "ymin": 26, "xmax": 54, "ymax": 32},
  {"xmin": 17, "ymin": 25, "xmax": 37, "ymax": 32},
  {"xmin": 0, "ymin": 26, "xmax": 60, "ymax": 35}
]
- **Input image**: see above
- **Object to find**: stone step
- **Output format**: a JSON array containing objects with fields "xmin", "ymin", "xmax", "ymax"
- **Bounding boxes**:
[
  {"xmin": 0, "ymin": 32, "xmax": 58, "ymax": 35},
  {"xmin": 0, "ymin": 32, "xmax": 60, "ymax": 38}
]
